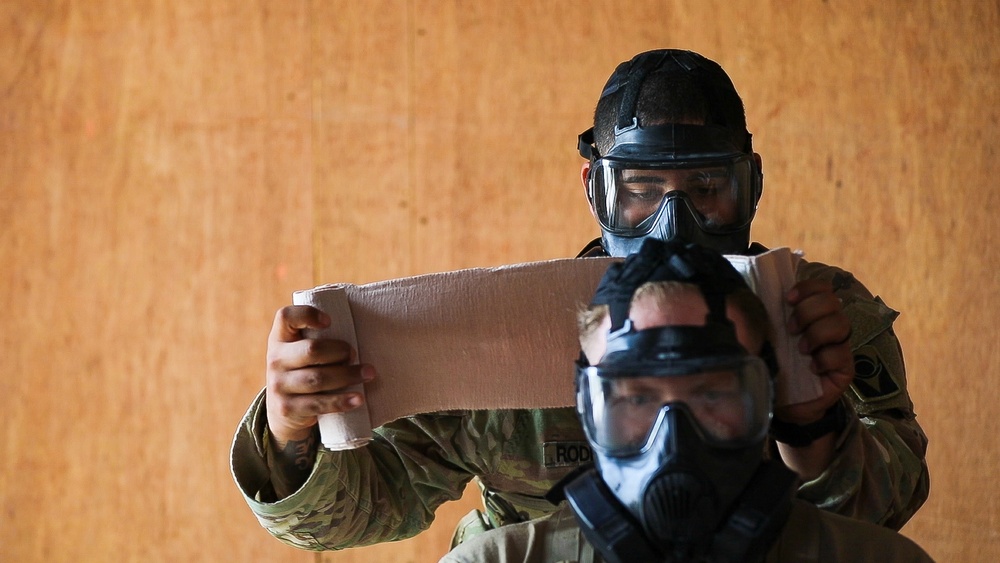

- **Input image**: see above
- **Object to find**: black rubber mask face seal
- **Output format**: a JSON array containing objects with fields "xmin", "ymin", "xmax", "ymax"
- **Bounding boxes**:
[
  {"xmin": 599, "ymin": 322, "xmax": 747, "ymax": 375},
  {"xmin": 605, "ymin": 123, "xmax": 744, "ymax": 162}
]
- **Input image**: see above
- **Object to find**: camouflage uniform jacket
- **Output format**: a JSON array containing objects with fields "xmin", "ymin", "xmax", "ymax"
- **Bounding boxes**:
[
  {"xmin": 439, "ymin": 499, "xmax": 934, "ymax": 563},
  {"xmin": 229, "ymin": 244, "xmax": 929, "ymax": 550}
]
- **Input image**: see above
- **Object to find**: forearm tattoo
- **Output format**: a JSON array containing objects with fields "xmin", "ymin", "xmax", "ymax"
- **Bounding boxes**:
[{"xmin": 267, "ymin": 429, "xmax": 318, "ymax": 499}]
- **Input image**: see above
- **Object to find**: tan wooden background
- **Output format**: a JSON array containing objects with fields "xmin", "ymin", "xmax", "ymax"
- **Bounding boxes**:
[{"xmin": 2, "ymin": 1, "xmax": 997, "ymax": 561}]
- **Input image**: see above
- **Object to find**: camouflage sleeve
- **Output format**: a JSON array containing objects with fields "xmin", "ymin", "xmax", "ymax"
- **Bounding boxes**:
[
  {"xmin": 793, "ymin": 262, "xmax": 930, "ymax": 529},
  {"xmin": 230, "ymin": 389, "xmax": 480, "ymax": 550}
]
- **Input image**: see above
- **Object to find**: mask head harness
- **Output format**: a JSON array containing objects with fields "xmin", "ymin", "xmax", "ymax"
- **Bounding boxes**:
[
  {"xmin": 563, "ymin": 238, "xmax": 795, "ymax": 563},
  {"xmin": 579, "ymin": 50, "xmax": 763, "ymax": 257}
]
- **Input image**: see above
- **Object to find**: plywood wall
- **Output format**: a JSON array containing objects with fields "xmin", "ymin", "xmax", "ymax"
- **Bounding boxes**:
[{"xmin": 1, "ymin": 1, "xmax": 996, "ymax": 561}]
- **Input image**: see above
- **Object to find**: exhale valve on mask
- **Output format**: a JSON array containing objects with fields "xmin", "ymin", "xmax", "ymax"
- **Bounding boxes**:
[{"xmin": 564, "ymin": 457, "xmax": 797, "ymax": 563}]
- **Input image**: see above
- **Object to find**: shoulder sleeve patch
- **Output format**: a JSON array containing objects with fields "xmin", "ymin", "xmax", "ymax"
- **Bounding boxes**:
[{"xmin": 850, "ymin": 344, "xmax": 901, "ymax": 402}]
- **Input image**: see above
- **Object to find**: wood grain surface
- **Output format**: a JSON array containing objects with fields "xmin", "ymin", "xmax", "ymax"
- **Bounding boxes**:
[{"xmin": 1, "ymin": 1, "xmax": 996, "ymax": 561}]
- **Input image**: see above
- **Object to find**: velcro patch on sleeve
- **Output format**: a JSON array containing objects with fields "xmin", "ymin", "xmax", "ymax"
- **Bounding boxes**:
[{"xmin": 851, "ymin": 344, "xmax": 902, "ymax": 402}]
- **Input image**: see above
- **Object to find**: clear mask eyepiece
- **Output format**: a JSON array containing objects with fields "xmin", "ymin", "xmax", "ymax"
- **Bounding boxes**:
[
  {"xmin": 590, "ymin": 154, "xmax": 758, "ymax": 237},
  {"xmin": 577, "ymin": 356, "xmax": 772, "ymax": 457}
]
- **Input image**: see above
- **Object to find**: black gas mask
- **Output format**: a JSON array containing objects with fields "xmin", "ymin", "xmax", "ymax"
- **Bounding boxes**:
[
  {"xmin": 579, "ymin": 50, "xmax": 763, "ymax": 257},
  {"xmin": 563, "ymin": 239, "xmax": 796, "ymax": 562}
]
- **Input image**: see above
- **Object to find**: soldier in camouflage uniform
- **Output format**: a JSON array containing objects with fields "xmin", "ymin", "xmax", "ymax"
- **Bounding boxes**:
[
  {"xmin": 229, "ymin": 49, "xmax": 928, "ymax": 551},
  {"xmin": 442, "ymin": 238, "xmax": 932, "ymax": 562}
]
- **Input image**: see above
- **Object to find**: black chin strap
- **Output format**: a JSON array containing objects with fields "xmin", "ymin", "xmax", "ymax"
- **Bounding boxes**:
[{"xmin": 561, "ymin": 460, "xmax": 798, "ymax": 563}]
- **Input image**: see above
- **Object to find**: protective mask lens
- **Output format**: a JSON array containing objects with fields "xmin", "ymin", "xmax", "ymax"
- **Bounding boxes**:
[
  {"xmin": 589, "ymin": 155, "xmax": 757, "ymax": 237},
  {"xmin": 579, "ymin": 357, "xmax": 771, "ymax": 456}
]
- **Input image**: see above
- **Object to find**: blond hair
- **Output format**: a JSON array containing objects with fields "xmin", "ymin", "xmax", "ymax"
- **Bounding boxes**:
[{"xmin": 578, "ymin": 281, "xmax": 773, "ymax": 350}]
